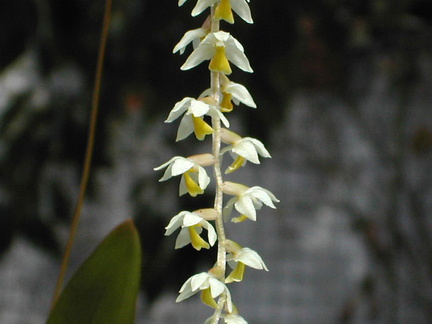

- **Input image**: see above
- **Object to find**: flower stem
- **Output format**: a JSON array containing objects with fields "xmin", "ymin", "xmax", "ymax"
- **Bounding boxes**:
[
  {"xmin": 210, "ymin": 7, "xmax": 226, "ymax": 277},
  {"xmin": 210, "ymin": 6, "xmax": 227, "ymax": 324},
  {"xmin": 49, "ymin": 0, "xmax": 112, "ymax": 310}
]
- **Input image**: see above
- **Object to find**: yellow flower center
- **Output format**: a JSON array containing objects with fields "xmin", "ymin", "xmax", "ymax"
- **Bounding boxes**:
[
  {"xmin": 188, "ymin": 225, "xmax": 210, "ymax": 250},
  {"xmin": 231, "ymin": 215, "xmax": 249, "ymax": 223},
  {"xmin": 192, "ymin": 116, "xmax": 214, "ymax": 140},
  {"xmin": 226, "ymin": 156, "xmax": 246, "ymax": 174},
  {"xmin": 209, "ymin": 46, "xmax": 232, "ymax": 75},
  {"xmin": 220, "ymin": 92, "xmax": 234, "ymax": 112},
  {"xmin": 183, "ymin": 171, "xmax": 204, "ymax": 197},
  {"xmin": 225, "ymin": 262, "xmax": 245, "ymax": 283},
  {"xmin": 214, "ymin": 0, "xmax": 234, "ymax": 24},
  {"xmin": 200, "ymin": 288, "xmax": 218, "ymax": 308}
]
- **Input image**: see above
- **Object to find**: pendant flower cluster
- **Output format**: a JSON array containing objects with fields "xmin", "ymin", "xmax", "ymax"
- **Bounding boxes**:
[{"xmin": 154, "ymin": 1, "xmax": 278, "ymax": 323}]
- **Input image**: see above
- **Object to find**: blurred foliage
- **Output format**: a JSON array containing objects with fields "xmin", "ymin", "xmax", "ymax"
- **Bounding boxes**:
[{"xmin": 46, "ymin": 220, "xmax": 141, "ymax": 324}]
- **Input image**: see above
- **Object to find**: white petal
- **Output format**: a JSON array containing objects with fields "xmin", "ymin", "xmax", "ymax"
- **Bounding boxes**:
[
  {"xmin": 231, "ymin": 0, "xmax": 253, "ymax": 24},
  {"xmin": 166, "ymin": 97, "xmax": 193, "ymax": 122},
  {"xmin": 153, "ymin": 156, "xmax": 181, "ymax": 171},
  {"xmin": 223, "ymin": 197, "xmax": 236, "ymax": 220},
  {"xmin": 164, "ymin": 213, "xmax": 185, "ymax": 235},
  {"xmin": 176, "ymin": 114, "xmax": 194, "ymax": 141},
  {"xmin": 179, "ymin": 175, "xmax": 188, "ymax": 196},
  {"xmin": 225, "ymin": 43, "xmax": 253, "ymax": 73},
  {"xmin": 223, "ymin": 314, "xmax": 248, "ymax": 324},
  {"xmin": 178, "ymin": 0, "xmax": 187, "ymax": 6},
  {"xmin": 205, "ymin": 315, "xmax": 217, "ymax": 324},
  {"xmin": 189, "ymin": 99, "xmax": 211, "ymax": 117},
  {"xmin": 191, "ymin": 0, "xmax": 218, "ymax": 16},
  {"xmin": 175, "ymin": 228, "xmax": 192, "ymax": 249},
  {"xmin": 232, "ymin": 140, "xmax": 260, "ymax": 164},
  {"xmin": 213, "ymin": 31, "xmax": 231, "ymax": 43},
  {"xmin": 207, "ymin": 106, "xmax": 230, "ymax": 128},
  {"xmin": 182, "ymin": 212, "xmax": 205, "ymax": 227},
  {"xmin": 181, "ymin": 43, "xmax": 215, "ymax": 70},
  {"xmin": 225, "ymin": 82, "xmax": 256, "ymax": 108},
  {"xmin": 229, "ymin": 35, "xmax": 245, "ymax": 52},
  {"xmin": 202, "ymin": 221, "xmax": 217, "ymax": 246},
  {"xmin": 208, "ymin": 278, "xmax": 226, "ymax": 298},
  {"xmin": 246, "ymin": 138, "xmax": 271, "ymax": 158},
  {"xmin": 176, "ymin": 272, "xmax": 209, "ymax": 302},
  {"xmin": 158, "ymin": 164, "xmax": 175, "ymax": 182},
  {"xmin": 197, "ymin": 166, "xmax": 211, "ymax": 189},
  {"xmin": 236, "ymin": 248, "xmax": 268, "ymax": 270},
  {"xmin": 223, "ymin": 286, "xmax": 233, "ymax": 313},
  {"xmin": 171, "ymin": 158, "xmax": 195, "ymax": 176},
  {"xmin": 235, "ymin": 196, "xmax": 257, "ymax": 220},
  {"xmin": 191, "ymin": 272, "xmax": 211, "ymax": 291},
  {"xmin": 173, "ymin": 28, "xmax": 208, "ymax": 54},
  {"xmin": 249, "ymin": 187, "xmax": 279, "ymax": 208}
]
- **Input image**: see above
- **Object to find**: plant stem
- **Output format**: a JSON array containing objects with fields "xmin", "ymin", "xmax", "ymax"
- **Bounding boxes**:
[
  {"xmin": 49, "ymin": 0, "xmax": 112, "ymax": 310},
  {"xmin": 210, "ymin": 8, "xmax": 227, "ymax": 324},
  {"xmin": 210, "ymin": 7, "xmax": 226, "ymax": 278}
]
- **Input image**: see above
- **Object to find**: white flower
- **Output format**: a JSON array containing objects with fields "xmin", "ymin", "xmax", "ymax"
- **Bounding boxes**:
[
  {"xmin": 220, "ymin": 74, "xmax": 256, "ymax": 109},
  {"xmin": 154, "ymin": 155, "xmax": 211, "ymax": 196},
  {"xmin": 225, "ymin": 240, "xmax": 268, "ymax": 283},
  {"xmin": 222, "ymin": 182, "xmax": 279, "ymax": 222},
  {"xmin": 166, "ymin": 97, "xmax": 229, "ymax": 141},
  {"xmin": 181, "ymin": 31, "xmax": 253, "ymax": 75},
  {"xmin": 177, "ymin": 272, "xmax": 233, "ymax": 312},
  {"xmin": 165, "ymin": 211, "xmax": 217, "ymax": 250},
  {"xmin": 222, "ymin": 314, "xmax": 248, "ymax": 324},
  {"xmin": 200, "ymin": 74, "xmax": 256, "ymax": 112},
  {"xmin": 220, "ymin": 129, "xmax": 271, "ymax": 173},
  {"xmin": 173, "ymin": 27, "xmax": 209, "ymax": 55},
  {"xmin": 205, "ymin": 313, "xmax": 248, "ymax": 324},
  {"xmin": 180, "ymin": 0, "xmax": 253, "ymax": 24}
]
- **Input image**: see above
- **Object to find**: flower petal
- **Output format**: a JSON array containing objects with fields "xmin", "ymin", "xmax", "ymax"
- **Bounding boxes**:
[
  {"xmin": 232, "ymin": 140, "xmax": 260, "ymax": 164},
  {"xmin": 231, "ymin": 0, "xmax": 253, "ymax": 24},
  {"xmin": 202, "ymin": 221, "xmax": 217, "ymax": 246},
  {"xmin": 223, "ymin": 313, "xmax": 248, "ymax": 324},
  {"xmin": 235, "ymin": 196, "xmax": 257, "ymax": 220},
  {"xmin": 208, "ymin": 278, "xmax": 226, "ymax": 298},
  {"xmin": 174, "ymin": 28, "xmax": 208, "ymax": 54},
  {"xmin": 191, "ymin": 272, "xmax": 211, "ymax": 291},
  {"xmin": 176, "ymin": 114, "xmax": 195, "ymax": 141},
  {"xmin": 207, "ymin": 106, "xmax": 230, "ymax": 128},
  {"xmin": 175, "ymin": 227, "xmax": 192, "ymax": 249},
  {"xmin": 170, "ymin": 158, "xmax": 195, "ymax": 176},
  {"xmin": 189, "ymin": 226, "xmax": 210, "ymax": 250},
  {"xmin": 235, "ymin": 248, "xmax": 268, "ymax": 270},
  {"xmin": 189, "ymin": 99, "xmax": 211, "ymax": 116},
  {"xmin": 197, "ymin": 165, "xmax": 211, "ymax": 189},
  {"xmin": 201, "ymin": 288, "xmax": 219, "ymax": 308},
  {"xmin": 225, "ymin": 82, "xmax": 256, "ymax": 108},
  {"xmin": 166, "ymin": 97, "xmax": 193, "ymax": 122},
  {"xmin": 225, "ymin": 43, "xmax": 253, "ymax": 73},
  {"xmin": 249, "ymin": 187, "xmax": 279, "ymax": 208},
  {"xmin": 225, "ymin": 262, "xmax": 245, "ymax": 283},
  {"xmin": 246, "ymin": 138, "xmax": 271, "ymax": 158},
  {"xmin": 181, "ymin": 43, "xmax": 215, "ymax": 70},
  {"xmin": 191, "ymin": 0, "xmax": 218, "ymax": 16},
  {"xmin": 165, "ymin": 213, "xmax": 185, "ymax": 235},
  {"xmin": 181, "ymin": 212, "xmax": 206, "ymax": 227}
]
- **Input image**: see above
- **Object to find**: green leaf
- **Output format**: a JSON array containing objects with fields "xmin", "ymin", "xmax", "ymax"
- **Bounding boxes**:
[{"xmin": 46, "ymin": 219, "xmax": 142, "ymax": 324}]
